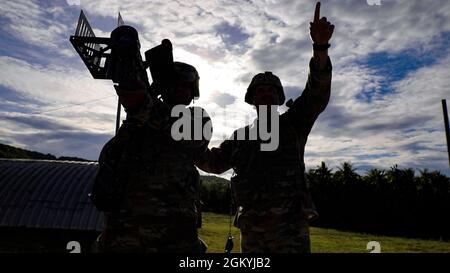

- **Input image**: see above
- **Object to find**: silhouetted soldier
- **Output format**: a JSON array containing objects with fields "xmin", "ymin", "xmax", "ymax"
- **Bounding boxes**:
[
  {"xmin": 197, "ymin": 2, "xmax": 334, "ymax": 253},
  {"xmin": 95, "ymin": 62, "xmax": 211, "ymax": 252}
]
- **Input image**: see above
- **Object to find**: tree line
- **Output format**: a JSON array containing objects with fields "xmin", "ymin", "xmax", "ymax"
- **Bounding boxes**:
[
  {"xmin": 0, "ymin": 143, "xmax": 90, "ymax": 162},
  {"xmin": 307, "ymin": 162, "xmax": 450, "ymax": 240},
  {"xmin": 200, "ymin": 162, "xmax": 450, "ymax": 241}
]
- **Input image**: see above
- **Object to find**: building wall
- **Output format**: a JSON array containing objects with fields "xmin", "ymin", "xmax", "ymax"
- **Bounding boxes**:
[{"xmin": 0, "ymin": 227, "xmax": 101, "ymax": 253}]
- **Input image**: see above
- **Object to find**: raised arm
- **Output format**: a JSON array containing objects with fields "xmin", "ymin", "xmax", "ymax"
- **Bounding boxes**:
[
  {"xmin": 286, "ymin": 2, "xmax": 334, "ymax": 136},
  {"xmin": 116, "ymin": 85, "xmax": 171, "ymax": 128},
  {"xmin": 310, "ymin": 2, "xmax": 334, "ymax": 70}
]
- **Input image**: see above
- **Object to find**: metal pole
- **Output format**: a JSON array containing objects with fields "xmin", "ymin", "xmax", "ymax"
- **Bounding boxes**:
[
  {"xmin": 115, "ymin": 12, "xmax": 124, "ymax": 135},
  {"xmin": 442, "ymin": 99, "xmax": 450, "ymax": 167},
  {"xmin": 115, "ymin": 99, "xmax": 121, "ymax": 134}
]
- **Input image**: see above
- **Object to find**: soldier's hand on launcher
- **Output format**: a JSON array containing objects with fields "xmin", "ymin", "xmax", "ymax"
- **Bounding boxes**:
[
  {"xmin": 309, "ymin": 2, "xmax": 334, "ymax": 45},
  {"xmin": 115, "ymin": 86, "xmax": 147, "ymax": 110}
]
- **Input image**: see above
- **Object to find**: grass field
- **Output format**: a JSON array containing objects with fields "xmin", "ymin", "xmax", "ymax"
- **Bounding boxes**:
[{"xmin": 199, "ymin": 212, "xmax": 450, "ymax": 253}]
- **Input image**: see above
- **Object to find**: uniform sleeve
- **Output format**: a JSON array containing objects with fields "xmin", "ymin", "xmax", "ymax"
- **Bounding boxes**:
[
  {"xmin": 195, "ymin": 136, "xmax": 234, "ymax": 174},
  {"xmin": 177, "ymin": 107, "xmax": 213, "ymax": 159},
  {"xmin": 285, "ymin": 56, "xmax": 332, "ymax": 136}
]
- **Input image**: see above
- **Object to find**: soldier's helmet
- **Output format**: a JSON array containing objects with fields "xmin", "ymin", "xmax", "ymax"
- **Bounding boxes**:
[
  {"xmin": 173, "ymin": 61, "xmax": 200, "ymax": 100},
  {"xmin": 245, "ymin": 71, "xmax": 285, "ymax": 105}
]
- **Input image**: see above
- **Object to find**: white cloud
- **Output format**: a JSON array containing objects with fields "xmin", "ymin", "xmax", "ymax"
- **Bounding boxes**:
[
  {"xmin": 0, "ymin": 0, "xmax": 73, "ymax": 57},
  {"xmin": 66, "ymin": 0, "xmax": 81, "ymax": 6},
  {"xmin": 1, "ymin": 0, "xmax": 450, "ymax": 176},
  {"xmin": 0, "ymin": 56, "xmax": 118, "ymax": 134},
  {"xmin": 304, "ymin": 49, "xmax": 450, "ymax": 175}
]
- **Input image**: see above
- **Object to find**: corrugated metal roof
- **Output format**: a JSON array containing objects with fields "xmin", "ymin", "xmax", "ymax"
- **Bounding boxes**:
[{"xmin": 0, "ymin": 159, "xmax": 104, "ymax": 232}]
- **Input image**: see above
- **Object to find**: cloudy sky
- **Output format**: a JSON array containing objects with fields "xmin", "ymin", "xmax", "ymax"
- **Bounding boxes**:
[{"xmin": 0, "ymin": 0, "xmax": 449, "ymax": 178}]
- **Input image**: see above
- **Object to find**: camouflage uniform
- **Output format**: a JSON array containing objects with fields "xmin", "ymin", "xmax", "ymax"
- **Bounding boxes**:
[
  {"xmin": 96, "ymin": 84, "xmax": 210, "ymax": 253},
  {"xmin": 197, "ymin": 57, "xmax": 332, "ymax": 253}
]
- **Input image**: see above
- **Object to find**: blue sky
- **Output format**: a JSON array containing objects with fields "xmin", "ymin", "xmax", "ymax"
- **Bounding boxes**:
[
  {"xmin": 356, "ymin": 31, "xmax": 450, "ymax": 102},
  {"xmin": 0, "ymin": 0, "xmax": 449, "ymax": 177}
]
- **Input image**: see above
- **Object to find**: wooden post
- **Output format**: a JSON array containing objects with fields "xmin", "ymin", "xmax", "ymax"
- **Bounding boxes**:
[{"xmin": 442, "ymin": 99, "xmax": 450, "ymax": 167}]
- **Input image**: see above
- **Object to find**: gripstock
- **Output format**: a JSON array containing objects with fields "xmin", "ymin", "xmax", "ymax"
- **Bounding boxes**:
[{"xmin": 69, "ymin": 10, "xmax": 174, "ymax": 97}]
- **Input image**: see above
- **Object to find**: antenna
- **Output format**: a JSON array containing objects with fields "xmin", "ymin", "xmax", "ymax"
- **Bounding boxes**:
[
  {"xmin": 118, "ymin": 12, "xmax": 124, "ymax": 27},
  {"xmin": 69, "ymin": 10, "xmax": 174, "ymax": 135},
  {"xmin": 70, "ymin": 10, "xmax": 125, "ymax": 134},
  {"xmin": 70, "ymin": 10, "xmax": 112, "ymax": 79}
]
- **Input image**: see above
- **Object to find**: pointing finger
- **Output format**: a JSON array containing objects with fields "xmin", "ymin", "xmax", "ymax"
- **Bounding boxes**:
[{"xmin": 314, "ymin": 2, "xmax": 321, "ymax": 22}]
